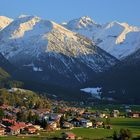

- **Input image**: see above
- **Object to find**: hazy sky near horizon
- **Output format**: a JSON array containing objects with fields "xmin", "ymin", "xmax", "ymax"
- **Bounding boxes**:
[{"xmin": 0, "ymin": 0, "xmax": 140, "ymax": 26}]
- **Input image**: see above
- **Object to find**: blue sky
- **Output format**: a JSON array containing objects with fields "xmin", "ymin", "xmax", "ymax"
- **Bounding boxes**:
[{"xmin": 0, "ymin": 0, "xmax": 140, "ymax": 26}]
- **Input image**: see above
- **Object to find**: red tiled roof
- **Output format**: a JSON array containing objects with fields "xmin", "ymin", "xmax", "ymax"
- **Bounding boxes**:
[
  {"xmin": 27, "ymin": 126, "xmax": 37, "ymax": 131},
  {"xmin": 8, "ymin": 126, "xmax": 20, "ymax": 131},
  {"xmin": 8, "ymin": 122, "xmax": 26, "ymax": 131},
  {"xmin": 2, "ymin": 118, "xmax": 15, "ymax": 123},
  {"xmin": 14, "ymin": 122, "xmax": 26, "ymax": 128}
]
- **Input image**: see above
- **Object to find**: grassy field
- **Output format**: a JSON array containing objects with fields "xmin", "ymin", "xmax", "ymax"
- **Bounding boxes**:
[
  {"xmin": 0, "ymin": 137, "xmax": 43, "ymax": 140},
  {"xmin": 0, "ymin": 118, "xmax": 140, "ymax": 140}
]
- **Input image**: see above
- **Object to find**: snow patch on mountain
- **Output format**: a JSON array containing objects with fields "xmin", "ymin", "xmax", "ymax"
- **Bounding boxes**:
[
  {"xmin": 33, "ymin": 66, "xmax": 43, "ymax": 72},
  {"xmin": 23, "ymin": 63, "xmax": 43, "ymax": 72},
  {"xmin": 81, "ymin": 87, "xmax": 102, "ymax": 99}
]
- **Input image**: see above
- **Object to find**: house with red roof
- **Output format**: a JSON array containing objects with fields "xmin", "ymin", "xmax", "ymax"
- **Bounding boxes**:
[
  {"xmin": 14, "ymin": 122, "xmax": 27, "ymax": 130},
  {"xmin": 5, "ymin": 122, "xmax": 27, "ymax": 135},
  {"xmin": 25, "ymin": 126, "xmax": 37, "ymax": 134},
  {"xmin": 8, "ymin": 125, "xmax": 21, "ymax": 135}
]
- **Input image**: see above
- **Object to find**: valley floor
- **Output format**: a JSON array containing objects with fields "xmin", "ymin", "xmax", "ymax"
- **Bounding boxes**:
[{"xmin": 1, "ymin": 118, "xmax": 140, "ymax": 140}]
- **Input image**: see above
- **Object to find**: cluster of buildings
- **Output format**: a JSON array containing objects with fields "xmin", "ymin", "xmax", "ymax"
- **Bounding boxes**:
[
  {"xmin": 0, "ymin": 106, "xmax": 102, "ymax": 137},
  {"xmin": 0, "ymin": 119, "xmax": 40, "ymax": 136},
  {"xmin": 0, "ymin": 104, "xmax": 140, "ymax": 138}
]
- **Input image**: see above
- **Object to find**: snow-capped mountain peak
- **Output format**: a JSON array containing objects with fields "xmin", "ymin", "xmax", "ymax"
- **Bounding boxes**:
[
  {"xmin": 102, "ymin": 21, "xmax": 140, "ymax": 44},
  {"xmin": 0, "ymin": 16, "xmax": 13, "ymax": 30},
  {"xmin": 63, "ymin": 16, "xmax": 101, "ymax": 40},
  {"xmin": 105, "ymin": 21, "xmax": 123, "ymax": 28},
  {"xmin": 0, "ymin": 15, "xmax": 53, "ymax": 40},
  {"xmin": 76, "ymin": 16, "xmax": 96, "ymax": 27},
  {"xmin": 63, "ymin": 16, "xmax": 100, "ymax": 30},
  {"xmin": 115, "ymin": 22, "xmax": 140, "ymax": 44},
  {"xmin": 94, "ymin": 21, "xmax": 140, "ymax": 59}
]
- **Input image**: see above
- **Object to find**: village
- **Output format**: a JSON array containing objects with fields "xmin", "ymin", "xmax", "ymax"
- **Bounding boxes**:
[{"xmin": 0, "ymin": 102, "xmax": 140, "ymax": 139}]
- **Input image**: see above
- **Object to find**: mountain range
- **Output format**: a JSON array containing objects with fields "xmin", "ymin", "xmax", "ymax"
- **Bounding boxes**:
[
  {"xmin": 0, "ymin": 15, "xmax": 117, "ymax": 86},
  {"xmin": 0, "ymin": 15, "xmax": 140, "ymax": 103},
  {"xmin": 63, "ymin": 16, "xmax": 140, "ymax": 59}
]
